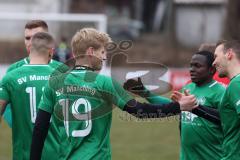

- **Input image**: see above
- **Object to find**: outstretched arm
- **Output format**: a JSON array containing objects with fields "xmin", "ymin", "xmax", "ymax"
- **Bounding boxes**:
[
  {"xmin": 0, "ymin": 100, "xmax": 7, "ymax": 123},
  {"xmin": 172, "ymin": 90, "xmax": 221, "ymax": 125},
  {"xmin": 123, "ymin": 93, "xmax": 196, "ymax": 118},
  {"xmin": 123, "ymin": 78, "xmax": 171, "ymax": 104},
  {"xmin": 191, "ymin": 105, "xmax": 221, "ymax": 125},
  {"xmin": 30, "ymin": 109, "xmax": 51, "ymax": 160}
]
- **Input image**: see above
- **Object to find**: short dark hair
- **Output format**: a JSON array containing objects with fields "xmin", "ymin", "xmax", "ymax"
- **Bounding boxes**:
[
  {"xmin": 194, "ymin": 51, "xmax": 215, "ymax": 68},
  {"xmin": 25, "ymin": 20, "xmax": 48, "ymax": 31},
  {"xmin": 198, "ymin": 43, "xmax": 216, "ymax": 53},
  {"xmin": 216, "ymin": 40, "xmax": 240, "ymax": 58},
  {"xmin": 31, "ymin": 32, "xmax": 54, "ymax": 54},
  {"xmin": 216, "ymin": 39, "xmax": 227, "ymax": 48}
]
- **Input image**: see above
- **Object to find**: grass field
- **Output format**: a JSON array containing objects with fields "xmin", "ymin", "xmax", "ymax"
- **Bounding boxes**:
[{"xmin": 0, "ymin": 109, "xmax": 180, "ymax": 160}]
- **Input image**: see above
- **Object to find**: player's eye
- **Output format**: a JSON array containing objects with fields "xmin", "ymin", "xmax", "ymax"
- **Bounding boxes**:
[{"xmin": 25, "ymin": 36, "xmax": 31, "ymax": 40}]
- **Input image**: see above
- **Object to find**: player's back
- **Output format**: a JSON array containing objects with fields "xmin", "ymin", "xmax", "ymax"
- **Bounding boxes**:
[
  {"xmin": 3, "ymin": 57, "xmax": 62, "ymax": 127},
  {"xmin": 1, "ymin": 64, "xmax": 55, "ymax": 160},
  {"xmin": 40, "ymin": 69, "xmax": 132, "ymax": 160}
]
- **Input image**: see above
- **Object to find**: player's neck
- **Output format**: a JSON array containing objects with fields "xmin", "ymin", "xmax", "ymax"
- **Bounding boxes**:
[
  {"xmin": 228, "ymin": 68, "xmax": 240, "ymax": 80},
  {"xmin": 29, "ymin": 58, "xmax": 49, "ymax": 65},
  {"xmin": 75, "ymin": 58, "xmax": 94, "ymax": 69},
  {"xmin": 195, "ymin": 78, "xmax": 213, "ymax": 87},
  {"xmin": 227, "ymin": 62, "xmax": 240, "ymax": 79}
]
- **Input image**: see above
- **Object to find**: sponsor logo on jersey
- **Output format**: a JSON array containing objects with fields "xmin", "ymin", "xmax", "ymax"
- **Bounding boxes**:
[
  {"xmin": 236, "ymin": 99, "xmax": 240, "ymax": 106},
  {"xmin": 197, "ymin": 97, "xmax": 206, "ymax": 105}
]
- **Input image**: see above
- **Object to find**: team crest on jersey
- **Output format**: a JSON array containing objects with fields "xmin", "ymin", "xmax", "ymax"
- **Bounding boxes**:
[
  {"xmin": 236, "ymin": 99, "xmax": 240, "ymax": 106},
  {"xmin": 182, "ymin": 111, "xmax": 198, "ymax": 122},
  {"xmin": 197, "ymin": 97, "xmax": 206, "ymax": 105}
]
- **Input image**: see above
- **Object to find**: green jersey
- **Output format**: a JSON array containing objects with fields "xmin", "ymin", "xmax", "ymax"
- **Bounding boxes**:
[
  {"xmin": 220, "ymin": 74, "xmax": 240, "ymax": 160},
  {"xmin": 0, "ymin": 65, "xmax": 59, "ymax": 160},
  {"xmin": 180, "ymin": 80, "xmax": 225, "ymax": 160},
  {"xmin": 39, "ymin": 69, "xmax": 133, "ymax": 160},
  {"xmin": 3, "ymin": 57, "xmax": 62, "ymax": 127},
  {"xmin": 7, "ymin": 57, "xmax": 62, "ymax": 72}
]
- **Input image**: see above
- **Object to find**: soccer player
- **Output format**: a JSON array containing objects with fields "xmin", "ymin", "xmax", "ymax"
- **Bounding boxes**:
[
  {"xmin": 181, "ymin": 40, "xmax": 240, "ymax": 160},
  {"xmin": 198, "ymin": 43, "xmax": 230, "ymax": 86},
  {"xmin": 0, "ymin": 32, "xmax": 58, "ymax": 160},
  {"xmin": 3, "ymin": 20, "xmax": 62, "ymax": 127},
  {"xmin": 124, "ymin": 51, "xmax": 225, "ymax": 160},
  {"xmin": 30, "ymin": 28, "xmax": 196, "ymax": 160}
]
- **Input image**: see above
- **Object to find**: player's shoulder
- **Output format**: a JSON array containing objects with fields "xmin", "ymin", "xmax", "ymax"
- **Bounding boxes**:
[
  {"xmin": 2, "ymin": 67, "xmax": 22, "ymax": 83},
  {"xmin": 5, "ymin": 65, "xmax": 29, "ymax": 78},
  {"xmin": 96, "ymin": 73, "xmax": 114, "ymax": 82},
  {"xmin": 49, "ymin": 59, "xmax": 63, "ymax": 68},
  {"xmin": 182, "ymin": 82, "xmax": 195, "ymax": 89},
  {"xmin": 7, "ymin": 57, "xmax": 28, "ymax": 72},
  {"xmin": 227, "ymin": 75, "xmax": 240, "ymax": 90},
  {"xmin": 209, "ymin": 80, "xmax": 225, "ymax": 91}
]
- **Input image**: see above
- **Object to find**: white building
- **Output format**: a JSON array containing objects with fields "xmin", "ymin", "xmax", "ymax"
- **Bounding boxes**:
[
  {"xmin": 174, "ymin": 0, "xmax": 227, "ymax": 47},
  {"xmin": 0, "ymin": 0, "xmax": 70, "ymax": 40}
]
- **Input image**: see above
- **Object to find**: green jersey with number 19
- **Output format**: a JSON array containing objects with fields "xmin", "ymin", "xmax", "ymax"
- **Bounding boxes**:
[
  {"xmin": 0, "ymin": 64, "xmax": 59, "ymax": 160},
  {"xmin": 39, "ymin": 69, "xmax": 133, "ymax": 160},
  {"xmin": 220, "ymin": 74, "xmax": 240, "ymax": 160},
  {"xmin": 180, "ymin": 80, "xmax": 225, "ymax": 160}
]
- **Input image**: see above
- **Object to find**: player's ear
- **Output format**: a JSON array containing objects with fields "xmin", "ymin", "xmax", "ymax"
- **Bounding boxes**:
[
  {"xmin": 86, "ymin": 47, "xmax": 94, "ymax": 56},
  {"xmin": 226, "ymin": 49, "xmax": 234, "ymax": 60},
  {"xmin": 48, "ymin": 48, "xmax": 53, "ymax": 58},
  {"xmin": 27, "ymin": 45, "xmax": 31, "ymax": 54}
]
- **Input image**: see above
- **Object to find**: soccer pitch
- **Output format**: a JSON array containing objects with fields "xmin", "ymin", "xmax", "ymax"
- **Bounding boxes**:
[{"xmin": 0, "ymin": 109, "xmax": 180, "ymax": 160}]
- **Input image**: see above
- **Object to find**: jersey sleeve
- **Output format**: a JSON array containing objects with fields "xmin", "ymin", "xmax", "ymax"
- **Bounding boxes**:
[
  {"xmin": 6, "ymin": 59, "xmax": 25, "ymax": 73},
  {"xmin": 0, "ymin": 75, "xmax": 11, "ymax": 102},
  {"xmin": 7, "ymin": 64, "xmax": 17, "ymax": 73},
  {"xmin": 146, "ymin": 92, "xmax": 171, "ymax": 104},
  {"xmin": 102, "ymin": 77, "xmax": 133, "ymax": 110},
  {"xmin": 228, "ymin": 81, "xmax": 240, "ymax": 114},
  {"xmin": 38, "ymin": 83, "xmax": 56, "ymax": 114}
]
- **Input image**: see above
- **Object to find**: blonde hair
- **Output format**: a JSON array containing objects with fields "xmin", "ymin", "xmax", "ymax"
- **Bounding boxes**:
[{"xmin": 71, "ymin": 28, "xmax": 111, "ymax": 56}]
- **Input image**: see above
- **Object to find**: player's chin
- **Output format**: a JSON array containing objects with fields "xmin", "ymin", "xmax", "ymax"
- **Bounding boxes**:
[{"xmin": 191, "ymin": 77, "xmax": 199, "ymax": 83}]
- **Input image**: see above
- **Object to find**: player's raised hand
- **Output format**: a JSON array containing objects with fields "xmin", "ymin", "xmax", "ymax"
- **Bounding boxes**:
[
  {"xmin": 123, "ymin": 77, "xmax": 149, "ymax": 97},
  {"xmin": 172, "ymin": 91, "xmax": 197, "ymax": 111},
  {"xmin": 183, "ymin": 89, "xmax": 190, "ymax": 96},
  {"xmin": 171, "ymin": 90, "xmax": 182, "ymax": 102}
]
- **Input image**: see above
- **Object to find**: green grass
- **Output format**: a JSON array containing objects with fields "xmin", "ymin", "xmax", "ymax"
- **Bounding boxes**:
[
  {"xmin": 0, "ymin": 120, "xmax": 12, "ymax": 160},
  {"xmin": 0, "ymin": 110, "xmax": 180, "ymax": 160},
  {"xmin": 111, "ymin": 109, "xmax": 180, "ymax": 160}
]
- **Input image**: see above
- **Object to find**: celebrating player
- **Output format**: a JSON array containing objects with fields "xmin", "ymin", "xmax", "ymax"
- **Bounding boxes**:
[
  {"xmin": 3, "ymin": 20, "xmax": 62, "ymax": 127},
  {"xmin": 30, "ymin": 28, "xmax": 196, "ymax": 160},
  {"xmin": 124, "ymin": 51, "xmax": 225, "ymax": 160},
  {"xmin": 0, "ymin": 32, "xmax": 59, "ymax": 160}
]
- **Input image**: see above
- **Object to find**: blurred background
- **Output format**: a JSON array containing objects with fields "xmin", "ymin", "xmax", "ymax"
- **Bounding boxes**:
[{"xmin": 0, "ymin": 0, "xmax": 238, "ymax": 159}]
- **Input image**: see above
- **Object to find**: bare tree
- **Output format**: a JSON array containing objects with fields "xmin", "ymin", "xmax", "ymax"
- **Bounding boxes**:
[{"xmin": 224, "ymin": 0, "xmax": 240, "ymax": 39}]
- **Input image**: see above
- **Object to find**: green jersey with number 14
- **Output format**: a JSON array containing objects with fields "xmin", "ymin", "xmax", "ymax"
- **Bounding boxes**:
[{"xmin": 0, "ymin": 64, "xmax": 59, "ymax": 160}]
